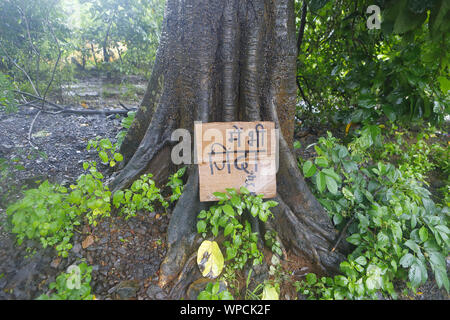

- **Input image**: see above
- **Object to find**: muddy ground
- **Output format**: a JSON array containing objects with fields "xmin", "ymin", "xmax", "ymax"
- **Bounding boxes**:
[{"xmin": 0, "ymin": 76, "xmax": 448, "ymax": 300}]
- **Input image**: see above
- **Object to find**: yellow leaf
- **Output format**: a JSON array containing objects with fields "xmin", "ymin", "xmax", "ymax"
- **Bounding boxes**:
[
  {"xmin": 261, "ymin": 284, "xmax": 279, "ymax": 300},
  {"xmin": 345, "ymin": 122, "xmax": 352, "ymax": 136},
  {"xmin": 197, "ymin": 240, "xmax": 224, "ymax": 279},
  {"xmin": 82, "ymin": 235, "xmax": 94, "ymax": 249}
]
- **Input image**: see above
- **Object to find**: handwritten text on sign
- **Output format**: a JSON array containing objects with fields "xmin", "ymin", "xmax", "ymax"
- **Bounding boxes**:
[{"xmin": 195, "ymin": 121, "xmax": 277, "ymax": 202}]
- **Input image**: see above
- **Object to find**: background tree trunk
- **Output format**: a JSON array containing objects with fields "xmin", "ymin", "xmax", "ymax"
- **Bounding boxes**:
[{"xmin": 111, "ymin": 0, "xmax": 349, "ymax": 298}]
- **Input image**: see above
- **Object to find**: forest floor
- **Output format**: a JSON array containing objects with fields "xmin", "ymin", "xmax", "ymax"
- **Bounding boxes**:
[{"xmin": 0, "ymin": 75, "xmax": 448, "ymax": 300}]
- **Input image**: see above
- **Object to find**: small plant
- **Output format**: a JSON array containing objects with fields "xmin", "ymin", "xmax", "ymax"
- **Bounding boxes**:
[
  {"xmin": 197, "ymin": 187, "xmax": 278, "ymax": 270},
  {"xmin": 115, "ymin": 111, "xmax": 136, "ymax": 149},
  {"xmin": 112, "ymin": 173, "xmax": 168, "ymax": 220},
  {"xmin": 70, "ymin": 161, "xmax": 112, "ymax": 226},
  {"xmin": 37, "ymin": 262, "xmax": 94, "ymax": 300},
  {"xmin": 87, "ymin": 137, "xmax": 123, "ymax": 167},
  {"xmin": 296, "ymin": 128, "xmax": 449, "ymax": 299},
  {"xmin": 197, "ymin": 281, "xmax": 234, "ymax": 300},
  {"xmin": 6, "ymin": 181, "xmax": 79, "ymax": 257},
  {"xmin": 166, "ymin": 166, "xmax": 186, "ymax": 203},
  {"xmin": 6, "ymin": 139, "xmax": 167, "ymax": 256}
]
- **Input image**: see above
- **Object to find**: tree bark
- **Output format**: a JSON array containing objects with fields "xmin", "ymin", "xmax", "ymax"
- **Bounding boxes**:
[{"xmin": 111, "ymin": 0, "xmax": 348, "ymax": 298}]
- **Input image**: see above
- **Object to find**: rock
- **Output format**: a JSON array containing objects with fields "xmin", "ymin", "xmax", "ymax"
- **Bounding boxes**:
[
  {"xmin": 117, "ymin": 247, "xmax": 127, "ymax": 255},
  {"xmin": 50, "ymin": 258, "xmax": 61, "ymax": 268},
  {"xmin": 114, "ymin": 280, "xmax": 139, "ymax": 300},
  {"xmin": 146, "ymin": 284, "xmax": 167, "ymax": 300},
  {"xmin": 72, "ymin": 243, "xmax": 82, "ymax": 254}
]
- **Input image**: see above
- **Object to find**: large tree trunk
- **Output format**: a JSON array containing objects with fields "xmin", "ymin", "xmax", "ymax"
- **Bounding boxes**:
[{"xmin": 110, "ymin": 0, "xmax": 348, "ymax": 298}]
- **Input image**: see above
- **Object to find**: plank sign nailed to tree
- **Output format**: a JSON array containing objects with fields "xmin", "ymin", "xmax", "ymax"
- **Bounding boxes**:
[{"xmin": 194, "ymin": 121, "xmax": 277, "ymax": 202}]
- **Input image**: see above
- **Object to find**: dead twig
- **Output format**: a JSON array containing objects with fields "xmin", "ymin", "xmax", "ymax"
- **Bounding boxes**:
[
  {"xmin": 331, "ymin": 216, "xmax": 355, "ymax": 252},
  {"xmin": 27, "ymin": 110, "xmax": 41, "ymax": 149}
]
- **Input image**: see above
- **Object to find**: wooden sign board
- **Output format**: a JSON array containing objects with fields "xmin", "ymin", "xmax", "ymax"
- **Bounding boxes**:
[{"xmin": 195, "ymin": 121, "xmax": 277, "ymax": 202}]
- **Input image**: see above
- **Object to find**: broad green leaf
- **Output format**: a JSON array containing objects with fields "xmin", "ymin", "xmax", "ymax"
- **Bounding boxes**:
[
  {"xmin": 306, "ymin": 273, "xmax": 317, "ymax": 285},
  {"xmin": 409, "ymin": 262, "xmax": 423, "ymax": 288},
  {"xmin": 302, "ymin": 160, "xmax": 317, "ymax": 178},
  {"xmin": 213, "ymin": 192, "xmax": 228, "ymax": 201},
  {"xmin": 113, "ymin": 153, "xmax": 123, "ymax": 162},
  {"xmin": 419, "ymin": 226, "xmax": 429, "ymax": 242},
  {"xmin": 325, "ymin": 175, "xmax": 338, "ymax": 194},
  {"xmin": 222, "ymin": 204, "xmax": 235, "ymax": 217},
  {"xmin": 315, "ymin": 157, "xmax": 329, "ymax": 167},
  {"xmin": 197, "ymin": 220, "xmax": 207, "ymax": 233},
  {"xmin": 316, "ymin": 171, "xmax": 326, "ymax": 193},
  {"xmin": 98, "ymin": 150, "xmax": 108, "ymax": 163},
  {"xmin": 322, "ymin": 168, "xmax": 341, "ymax": 183},
  {"xmin": 224, "ymin": 223, "xmax": 234, "ymax": 237}
]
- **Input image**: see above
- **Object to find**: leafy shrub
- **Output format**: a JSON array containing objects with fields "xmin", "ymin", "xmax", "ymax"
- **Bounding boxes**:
[
  {"xmin": 37, "ymin": 262, "xmax": 94, "ymax": 300},
  {"xmin": 166, "ymin": 166, "xmax": 186, "ymax": 203},
  {"xmin": 6, "ymin": 139, "xmax": 169, "ymax": 256},
  {"xmin": 297, "ymin": 128, "xmax": 449, "ymax": 299},
  {"xmin": 87, "ymin": 137, "xmax": 123, "ymax": 167},
  {"xmin": 112, "ymin": 173, "xmax": 168, "ymax": 220},
  {"xmin": 6, "ymin": 181, "xmax": 78, "ymax": 257},
  {"xmin": 197, "ymin": 187, "xmax": 278, "ymax": 270}
]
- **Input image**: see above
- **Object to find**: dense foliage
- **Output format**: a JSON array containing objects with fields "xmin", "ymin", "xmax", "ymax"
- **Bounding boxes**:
[{"xmin": 296, "ymin": 0, "xmax": 449, "ymax": 126}]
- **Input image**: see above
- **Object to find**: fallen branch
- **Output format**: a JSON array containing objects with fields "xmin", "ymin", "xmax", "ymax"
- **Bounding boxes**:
[
  {"xmin": 14, "ymin": 90, "xmax": 63, "ymax": 110},
  {"xmin": 26, "ymin": 104, "xmax": 136, "ymax": 115}
]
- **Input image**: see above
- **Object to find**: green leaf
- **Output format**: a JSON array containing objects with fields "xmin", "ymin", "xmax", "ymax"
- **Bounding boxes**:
[
  {"xmin": 325, "ymin": 175, "xmax": 338, "ymax": 194},
  {"xmin": 322, "ymin": 168, "xmax": 341, "ymax": 183},
  {"xmin": 197, "ymin": 220, "xmax": 207, "ymax": 233},
  {"xmin": 99, "ymin": 138, "xmax": 113, "ymax": 149},
  {"xmin": 405, "ymin": 240, "xmax": 420, "ymax": 253},
  {"xmin": 419, "ymin": 226, "xmax": 429, "ymax": 242},
  {"xmin": 400, "ymin": 253, "xmax": 415, "ymax": 268},
  {"xmin": 409, "ymin": 262, "xmax": 423, "ymax": 288},
  {"xmin": 315, "ymin": 157, "xmax": 329, "ymax": 167},
  {"xmin": 258, "ymin": 209, "xmax": 269, "ymax": 222},
  {"xmin": 250, "ymin": 205, "xmax": 259, "ymax": 217},
  {"xmin": 308, "ymin": 0, "xmax": 330, "ymax": 12},
  {"xmin": 224, "ymin": 223, "xmax": 234, "ymax": 237},
  {"xmin": 239, "ymin": 186, "xmax": 250, "ymax": 195},
  {"xmin": 197, "ymin": 291, "xmax": 211, "ymax": 300},
  {"xmin": 346, "ymin": 234, "xmax": 361, "ymax": 245},
  {"xmin": 302, "ymin": 160, "xmax": 317, "ymax": 178},
  {"xmin": 316, "ymin": 171, "xmax": 326, "ymax": 193},
  {"xmin": 354, "ymin": 256, "xmax": 367, "ymax": 266},
  {"xmin": 306, "ymin": 273, "xmax": 317, "ymax": 285},
  {"xmin": 222, "ymin": 204, "xmax": 235, "ymax": 217},
  {"xmin": 293, "ymin": 141, "xmax": 301, "ymax": 149},
  {"xmin": 112, "ymin": 190, "xmax": 124, "ymax": 207},
  {"xmin": 434, "ymin": 268, "xmax": 449, "ymax": 292},
  {"xmin": 377, "ymin": 231, "xmax": 389, "ymax": 248},
  {"xmin": 213, "ymin": 192, "xmax": 228, "ymax": 201},
  {"xmin": 98, "ymin": 150, "xmax": 108, "ymax": 163},
  {"xmin": 113, "ymin": 153, "xmax": 124, "ymax": 162}
]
